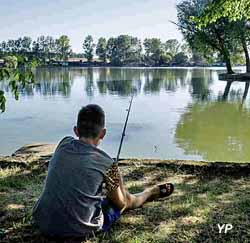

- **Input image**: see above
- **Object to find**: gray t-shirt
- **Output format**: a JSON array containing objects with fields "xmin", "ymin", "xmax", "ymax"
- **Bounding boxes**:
[{"xmin": 32, "ymin": 136, "xmax": 114, "ymax": 237}]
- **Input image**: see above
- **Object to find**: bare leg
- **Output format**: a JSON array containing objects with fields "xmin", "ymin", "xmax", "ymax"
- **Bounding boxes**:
[
  {"xmin": 124, "ymin": 184, "xmax": 172, "ymax": 211},
  {"xmin": 106, "ymin": 167, "xmax": 173, "ymax": 212}
]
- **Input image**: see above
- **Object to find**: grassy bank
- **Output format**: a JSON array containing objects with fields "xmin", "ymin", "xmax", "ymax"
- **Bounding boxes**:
[{"xmin": 0, "ymin": 145, "xmax": 250, "ymax": 243}]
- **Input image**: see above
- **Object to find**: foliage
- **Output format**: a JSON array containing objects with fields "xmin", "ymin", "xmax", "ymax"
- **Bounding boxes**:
[
  {"xmin": 0, "ymin": 37, "xmax": 32, "ymax": 55},
  {"xmin": 32, "ymin": 36, "xmax": 57, "ymax": 63},
  {"xmin": 0, "ymin": 35, "xmax": 72, "ymax": 64},
  {"xmin": 165, "ymin": 39, "xmax": 181, "ymax": 59},
  {"xmin": 0, "ymin": 56, "xmax": 35, "ymax": 112},
  {"xmin": 96, "ymin": 37, "xmax": 107, "ymax": 62},
  {"xmin": 106, "ymin": 35, "xmax": 142, "ymax": 66},
  {"xmin": 0, "ymin": 35, "xmax": 203, "ymax": 67},
  {"xmin": 177, "ymin": 0, "xmax": 241, "ymax": 73},
  {"xmin": 171, "ymin": 52, "xmax": 189, "ymax": 65},
  {"xmin": 195, "ymin": 0, "xmax": 250, "ymax": 27},
  {"xmin": 55, "ymin": 35, "xmax": 71, "ymax": 61},
  {"xmin": 143, "ymin": 38, "xmax": 164, "ymax": 66},
  {"xmin": 3, "ymin": 56, "xmax": 18, "ymax": 69},
  {"xmin": 188, "ymin": 0, "xmax": 250, "ymax": 72},
  {"xmin": 83, "ymin": 35, "xmax": 95, "ymax": 62},
  {"xmin": 106, "ymin": 37, "xmax": 116, "ymax": 64}
]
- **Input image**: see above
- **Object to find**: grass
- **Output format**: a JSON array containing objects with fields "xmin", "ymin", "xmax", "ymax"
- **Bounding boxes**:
[{"xmin": 0, "ymin": 155, "xmax": 250, "ymax": 243}]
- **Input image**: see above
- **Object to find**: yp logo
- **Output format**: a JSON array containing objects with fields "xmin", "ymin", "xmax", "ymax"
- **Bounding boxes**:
[{"xmin": 217, "ymin": 224, "xmax": 233, "ymax": 234}]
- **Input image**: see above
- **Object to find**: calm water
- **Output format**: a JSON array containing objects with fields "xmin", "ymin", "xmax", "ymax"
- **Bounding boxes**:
[{"xmin": 1, "ymin": 67, "xmax": 250, "ymax": 162}]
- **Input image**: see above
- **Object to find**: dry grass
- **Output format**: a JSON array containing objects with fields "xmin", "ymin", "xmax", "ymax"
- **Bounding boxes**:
[{"xmin": 0, "ymin": 156, "xmax": 250, "ymax": 243}]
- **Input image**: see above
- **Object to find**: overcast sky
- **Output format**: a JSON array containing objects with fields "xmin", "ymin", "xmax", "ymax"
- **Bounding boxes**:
[{"xmin": 0, "ymin": 0, "xmax": 182, "ymax": 52}]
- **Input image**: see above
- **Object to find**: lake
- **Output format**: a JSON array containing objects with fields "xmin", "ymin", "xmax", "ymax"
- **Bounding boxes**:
[{"xmin": 1, "ymin": 67, "xmax": 250, "ymax": 162}]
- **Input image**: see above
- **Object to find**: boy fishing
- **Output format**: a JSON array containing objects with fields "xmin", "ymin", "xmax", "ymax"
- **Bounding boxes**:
[{"xmin": 32, "ymin": 104, "xmax": 174, "ymax": 239}]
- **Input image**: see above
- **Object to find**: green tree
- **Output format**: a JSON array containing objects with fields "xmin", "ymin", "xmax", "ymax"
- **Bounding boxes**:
[
  {"xmin": 106, "ymin": 37, "xmax": 117, "ymax": 64},
  {"xmin": 32, "ymin": 40, "xmax": 40, "ymax": 59},
  {"xmin": 56, "ymin": 35, "xmax": 71, "ymax": 61},
  {"xmin": 106, "ymin": 35, "xmax": 142, "ymax": 66},
  {"xmin": 6, "ymin": 40, "xmax": 15, "ymax": 53},
  {"xmin": 128, "ymin": 37, "xmax": 142, "ymax": 64},
  {"xmin": 196, "ymin": 0, "xmax": 250, "ymax": 26},
  {"xmin": 143, "ymin": 38, "xmax": 164, "ymax": 66},
  {"xmin": 18, "ymin": 36, "xmax": 32, "ymax": 55},
  {"xmin": 177, "ymin": 0, "xmax": 239, "ymax": 73},
  {"xmin": 165, "ymin": 39, "xmax": 181, "ymax": 59},
  {"xmin": 35, "ymin": 36, "xmax": 47, "ymax": 62},
  {"xmin": 83, "ymin": 35, "xmax": 95, "ymax": 62},
  {"xmin": 194, "ymin": 1, "xmax": 250, "ymax": 72},
  {"xmin": 96, "ymin": 37, "xmax": 107, "ymax": 63},
  {"xmin": 172, "ymin": 52, "xmax": 189, "ymax": 65},
  {"xmin": 234, "ymin": 21, "xmax": 250, "ymax": 71},
  {"xmin": 45, "ymin": 36, "xmax": 56, "ymax": 60}
]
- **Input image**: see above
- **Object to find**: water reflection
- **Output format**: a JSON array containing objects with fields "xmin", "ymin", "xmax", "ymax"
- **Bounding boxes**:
[
  {"xmin": 143, "ymin": 69, "xmax": 190, "ymax": 93},
  {"xmin": 176, "ymin": 77, "xmax": 250, "ymax": 162},
  {"xmin": 175, "ymin": 100, "xmax": 250, "ymax": 162},
  {"xmin": 221, "ymin": 81, "xmax": 250, "ymax": 104},
  {"xmin": 0, "ymin": 68, "xmax": 221, "ymax": 99},
  {"xmin": 190, "ymin": 69, "xmax": 213, "ymax": 101},
  {"xmin": 35, "ymin": 68, "xmax": 74, "ymax": 97},
  {"xmin": 1, "ymin": 67, "xmax": 249, "ymax": 161},
  {"xmin": 0, "ymin": 68, "xmax": 75, "ymax": 97},
  {"xmin": 97, "ymin": 80, "xmax": 138, "ymax": 96}
]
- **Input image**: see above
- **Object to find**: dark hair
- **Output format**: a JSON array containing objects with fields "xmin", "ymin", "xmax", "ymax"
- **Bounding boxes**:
[{"xmin": 77, "ymin": 104, "xmax": 105, "ymax": 139}]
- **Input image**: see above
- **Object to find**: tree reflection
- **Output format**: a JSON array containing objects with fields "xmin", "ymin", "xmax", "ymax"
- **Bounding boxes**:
[
  {"xmin": 85, "ymin": 68, "xmax": 95, "ymax": 97},
  {"xmin": 143, "ymin": 69, "xmax": 190, "ymax": 93},
  {"xmin": 144, "ymin": 78, "xmax": 162, "ymax": 93},
  {"xmin": 222, "ymin": 81, "xmax": 233, "ymax": 100},
  {"xmin": 0, "ymin": 67, "xmax": 232, "ymax": 100},
  {"xmin": 190, "ymin": 69, "xmax": 213, "ymax": 100},
  {"xmin": 0, "ymin": 68, "xmax": 75, "ymax": 97},
  {"xmin": 32, "ymin": 68, "xmax": 73, "ymax": 97},
  {"xmin": 97, "ymin": 80, "xmax": 136, "ymax": 96},
  {"xmin": 243, "ymin": 82, "xmax": 250, "ymax": 101},
  {"xmin": 219, "ymin": 81, "xmax": 250, "ymax": 103},
  {"xmin": 175, "ymin": 102, "xmax": 250, "ymax": 162}
]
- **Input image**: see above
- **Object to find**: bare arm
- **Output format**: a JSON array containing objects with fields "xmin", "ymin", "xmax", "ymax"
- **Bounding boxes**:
[{"xmin": 105, "ymin": 164, "xmax": 154, "ymax": 212}]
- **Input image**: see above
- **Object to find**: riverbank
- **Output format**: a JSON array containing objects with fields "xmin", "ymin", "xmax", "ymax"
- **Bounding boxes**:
[
  {"xmin": 37, "ymin": 63, "xmax": 230, "ymax": 68},
  {"xmin": 1, "ymin": 144, "xmax": 250, "ymax": 242}
]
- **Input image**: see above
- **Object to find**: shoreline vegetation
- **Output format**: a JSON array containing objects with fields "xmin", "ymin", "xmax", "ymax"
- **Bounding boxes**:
[
  {"xmin": 0, "ymin": 34, "xmax": 247, "ymax": 71},
  {"xmin": 0, "ymin": 144, "xmax": 250, "ymax": 242}
]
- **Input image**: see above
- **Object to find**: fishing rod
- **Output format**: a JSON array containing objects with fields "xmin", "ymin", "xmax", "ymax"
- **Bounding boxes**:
[{"xmin": 116, "ymin": 95, "xmax": 134, "ymax": 163}]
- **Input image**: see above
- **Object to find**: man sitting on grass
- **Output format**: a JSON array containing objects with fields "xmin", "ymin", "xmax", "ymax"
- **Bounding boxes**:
[{"xmin": 32, "ymin": 104, "xmax": 174, "ymax": 239}]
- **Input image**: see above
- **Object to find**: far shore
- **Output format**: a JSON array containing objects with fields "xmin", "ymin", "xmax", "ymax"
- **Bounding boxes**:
[{"xmin": 36, "ymin": 63, "xmax": 246, "ymax": 69}]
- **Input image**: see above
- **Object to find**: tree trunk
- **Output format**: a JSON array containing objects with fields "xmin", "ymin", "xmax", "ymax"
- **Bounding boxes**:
[
  {"xmin": 220, "ymin": 46, "xmax": 234, "ymax": 74},
  {"xmin": 242, "ymin": 38, "xmax": 250, "ymax": 73},
  {"xmin": 243, "ymin": 82, "xmax": 250, "ymax": 101},
  {"xmin": 213, "ymin": 28, "xmax": 234, "ymax": 74},
  {"xmin": 224, "ymin": 55, "xmax": 234, "ymax": 74},
  {"xmin": 222, "ymin": 81, "xmax": 232, "ymax": 100}
]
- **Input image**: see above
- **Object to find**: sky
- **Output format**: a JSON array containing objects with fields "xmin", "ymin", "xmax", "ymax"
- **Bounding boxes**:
[{"xmin": 0, "ymin": 0, "xmax": 182, "ymax": 52}]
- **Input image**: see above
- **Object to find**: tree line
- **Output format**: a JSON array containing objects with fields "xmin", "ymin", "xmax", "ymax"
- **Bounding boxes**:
[
  {"xmin": 0, "ymin": 34, "xmax": 218, "ymax": 67},
  {"xmin": 0, "ymin": 35, "xmax": 71, "ymax": 65}
]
